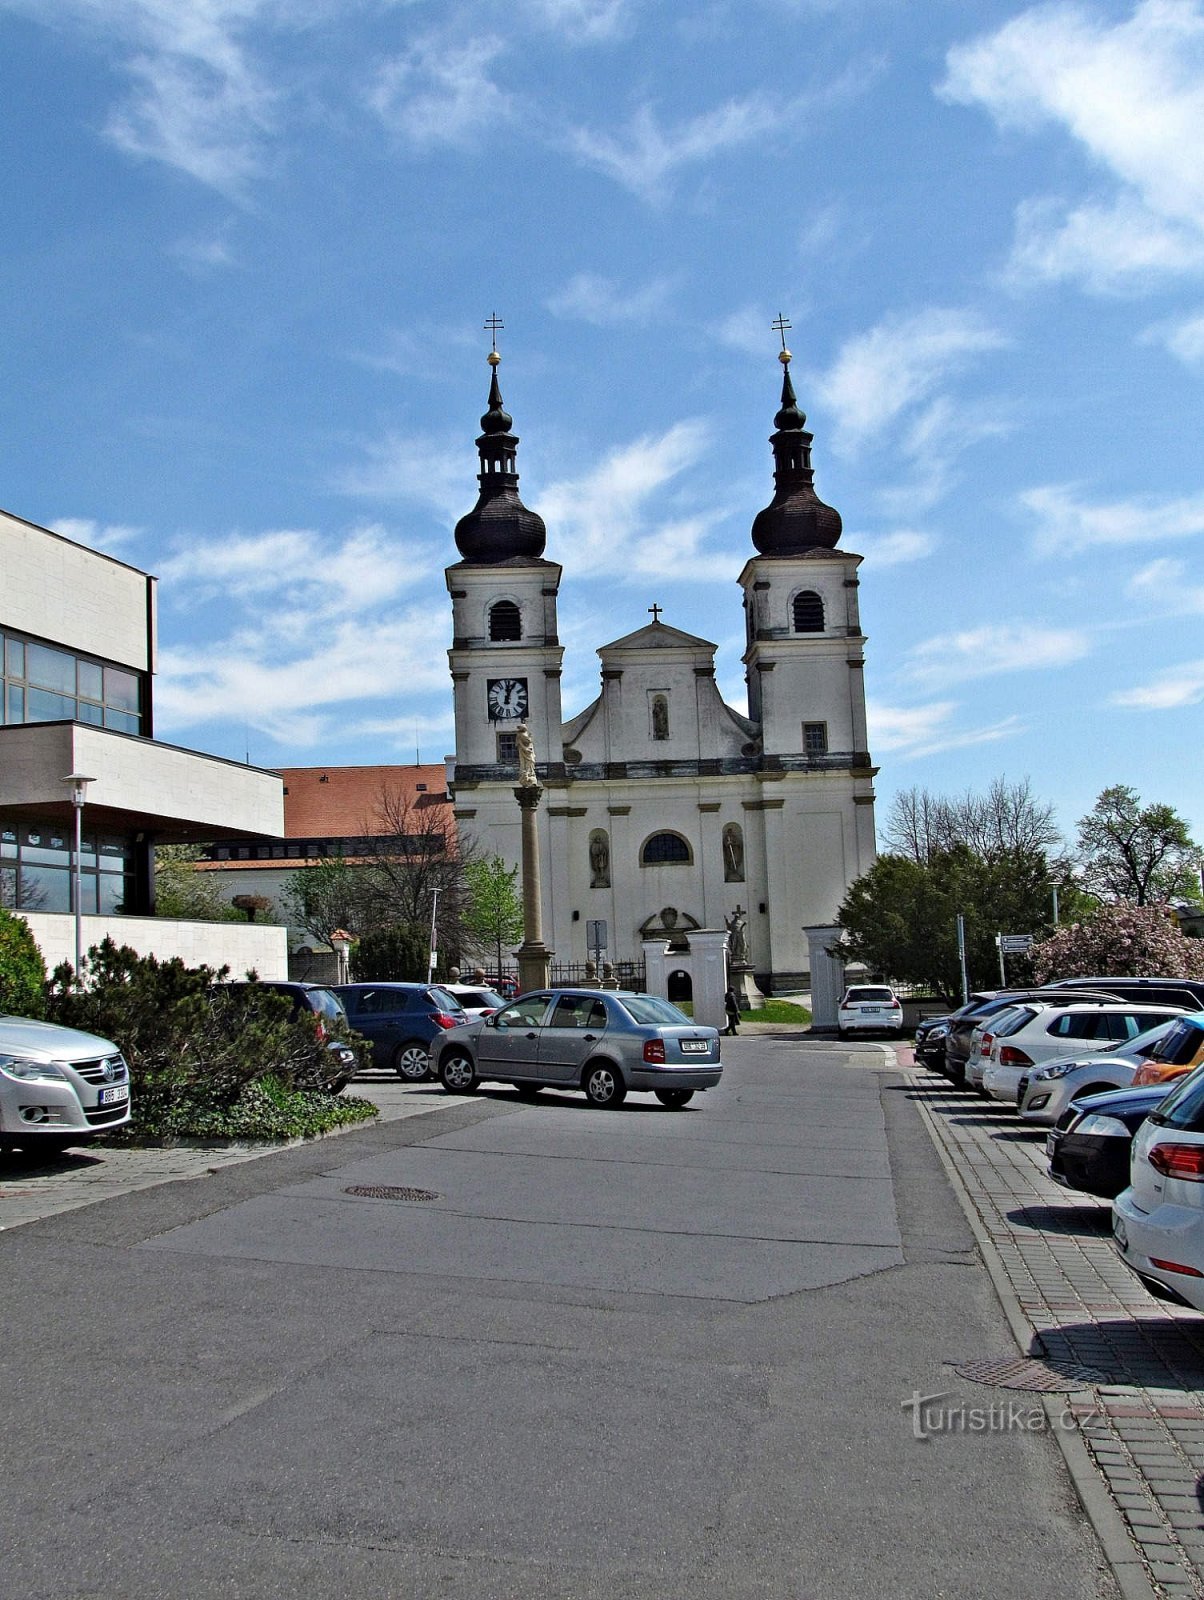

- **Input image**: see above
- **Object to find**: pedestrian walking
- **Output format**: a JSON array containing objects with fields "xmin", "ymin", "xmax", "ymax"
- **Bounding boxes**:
[{"xmin": 724, "ymin": 986, "xmax": 740, "ymax": 1035}]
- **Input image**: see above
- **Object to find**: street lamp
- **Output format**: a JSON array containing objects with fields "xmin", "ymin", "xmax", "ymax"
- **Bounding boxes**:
[
  {"xmin": 330, "ymin": 929, "xmax": 352, "ymax": 986},
  {"xmin": 60, "ymin": 772, "xmax": 95, "ymax": 978}
]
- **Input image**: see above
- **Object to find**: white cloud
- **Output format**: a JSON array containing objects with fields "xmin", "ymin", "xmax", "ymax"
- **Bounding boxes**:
[
  {"xmin": 942, "ymin": 0, "xmax": 1204, "ymax": 291},
  {"xmin": 817, "ymin": 308, "xmax": 1007, "ymax": 457},
  {"xmin": 334, "ymin": 433, "xmax": 471, "ymax": 523},
  {"xmin": 0, "ymin": 0, "xmax": 298, "ymax": 194},
  {"xmin": 523, "ymin": 0, "xmax": 630, "ymax": 42},
  {"xmin": 568, "ymin": 96, "xmax": 782, "ymax": 200},
  {"xmin": 49, "ymin": 516, "xmax": 142, "ymax": 554},
  {"xmin": 534, "ymin": 420, "xmax": 734, "ymax": 580},
  {"xmin": 547, "ymin": 272, "xmax": 677, "ymax": 326},
  {"xmin": 169, "ymin": 231, "xmax": 237, "ymax": 271},
  {"xmin": 847, "ymin": 529, "xmax": 936, "ymax": 566},
  {"xmin": 867, "ymin": 699, "xmax": 1024, "ymax": 758},
  {"xmin": 1127, "ymin": 555, "xmax": 1204, "ymax": 612},
  {"xmin": 906, "ymin": 623, "xmax": 1090, "ymax": 687},
  {"xmin": 1146, "ymin": 306, "xmax": 1204, "ymax": 365},
  {"xmin": 1023, "ymin": 483, "xmax": 1204, "ymax": 555},
  {"xmin": 367, "ymin": 35, "xmax": 512, "ymax": 148},
  {"xmin": 1112, "ymin": 659, "xmax": 1204, "ymax": 709}
]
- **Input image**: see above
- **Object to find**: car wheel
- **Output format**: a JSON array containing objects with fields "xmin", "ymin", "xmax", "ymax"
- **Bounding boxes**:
[
  {"xmin": 439, "ymin": 1051, "xmax": 478, "ymax": 1095},
  {"xmin": 583, "ymin": 1061, "xmax": 627, "ymax": 1108},
  {"xmin": 838, "ymin": 1028, "xmax": 848, "ymax": 1040},
  {"xmin": 515, "ymin": 1083, "xmax": 542, "ymax": 1099},
  {"xmin": 394, "ymin": 1041, "xmax": 433, "ymax": 1082},
  {"xmin": 654, "ymin": 1088, "xmax": 694, "ymax": 1109}
]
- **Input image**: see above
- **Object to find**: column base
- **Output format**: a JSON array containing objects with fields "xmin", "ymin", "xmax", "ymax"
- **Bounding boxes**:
[{"xmin": 516, "ymin": 942, "xmax": 554, "ymax": 993}]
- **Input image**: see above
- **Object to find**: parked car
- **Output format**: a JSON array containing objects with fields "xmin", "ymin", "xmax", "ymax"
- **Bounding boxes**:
[
  {"xmin": 837, "ymin": 984, "xmax": 904, "ymax": 1038},
  {"xmin": 914, "ymin": 995, "xmax": 995, "ymax": 1072},
  {"xmin": 980, "ymin": 1002, "xmax": 1190, "ymax": 1104},
  {"xmin": 214, "ymin": 980, "xmax": 359, "ymax": 1092},
  {"xmin": 432, "ymin": 988, "xmax": 722, "ymax": 1108},
  {"xmin": 1018, "ymin": 1018, "xmax": 1183, "ymax": 1125},
  {"xmin": 440, "ymin": 983, "xmax": 508, "ymax": 1022},
  {"xmin": 333, "ymin": 982, "xmax": 467, "ymax": 1080},
  {"xmin": 1046, "ymin": 1082, "xmax": 1174, "ymax": 1199},
  {"xmin": 1051, "ymin": 975, "xmax": 1204, "ymax": 1011},
  {"xmin": 942, "ymin": 987, "xmax": 1123, "ymax": 1085},
  {"xmin": 0, "ymin": 1016, "xmax": 132, "ymax": 1155},
  {"xmin": 1114, "ymin": 1065, "xmax": 1204, "ymax": 1310},
  {"xmin": 1130, "ymin": 1012, "xmax": 1204, "ymax": 1088},
  {"xmin": 965, "ymin": 1006, "xmax": 1031, "ymax": 1092}
]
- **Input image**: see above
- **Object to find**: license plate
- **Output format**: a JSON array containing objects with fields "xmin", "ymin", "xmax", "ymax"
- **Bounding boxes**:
[
  {"xmin": 680, "ymin": 1039, "xmax": 709, "ymax": 1054},
  {"xmin": 863, "ymin": 1007, "xmax": 881, "ymax": 1015},
  {"xmin": 99, "ymin": 1085, "xmax": 129, "ymax": 1105},
  {"xmin": 1113, "ymin": 1215, "xmax": 1128, "ymax": 1251}
]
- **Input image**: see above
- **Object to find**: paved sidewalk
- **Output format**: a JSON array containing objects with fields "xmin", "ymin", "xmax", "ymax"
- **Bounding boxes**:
[
  {"xmin": 0, "ymin": 1076, "xmax": 445, "ymax": 1232},
  {"xmin": 910, "ymin": 1066, "xmax": 1204, "ymax": 1600}
]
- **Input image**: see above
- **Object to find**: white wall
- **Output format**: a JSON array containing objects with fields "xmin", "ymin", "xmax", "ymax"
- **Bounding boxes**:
[{"xmin": 23, "ymin": 912, "xmax": 289, "ymax": 979}]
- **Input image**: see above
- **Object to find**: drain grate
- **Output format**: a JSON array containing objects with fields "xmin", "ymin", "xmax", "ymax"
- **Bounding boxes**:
[
  {"xmin": 955, "ymin": 1354, "xmax": 1111, "ymax": 1391},
  {"xmin": 344, "ymin": 1184, "xmax": 439, "ymax": 1202}
]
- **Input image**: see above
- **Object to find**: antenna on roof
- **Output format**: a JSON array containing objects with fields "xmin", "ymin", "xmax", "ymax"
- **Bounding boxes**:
[{"xmin": 415, "ymin": 727, "xmax": 420, "ymax": 765}]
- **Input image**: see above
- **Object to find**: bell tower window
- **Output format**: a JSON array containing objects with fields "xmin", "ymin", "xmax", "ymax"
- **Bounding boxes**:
[
  {"xmin": 792, "ymin": 590, "xmax": 824, "ymax": 633},
  {"xmin": 489, "ymin": 601, "xmax": 522, "ymax": 641}
]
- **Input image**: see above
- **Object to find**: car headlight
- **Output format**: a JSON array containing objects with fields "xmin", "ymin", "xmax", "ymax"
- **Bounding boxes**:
[
  {"xmin": 0, "ymin": 1054, "xmax": 66, "ymax": 1082},
  {"xmin": 1033, "ymin": 1062, "xmax": 1079, "ymax": 1081},
  {"xmin": 1074, "ymin": 1114, "xmax": 1129, "ymax": 1137}
]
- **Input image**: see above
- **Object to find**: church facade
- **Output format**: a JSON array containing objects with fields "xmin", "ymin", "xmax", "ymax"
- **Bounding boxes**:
[{"xmin": 445, "ymin": 342, "xmax": 877, "ymax": 992}]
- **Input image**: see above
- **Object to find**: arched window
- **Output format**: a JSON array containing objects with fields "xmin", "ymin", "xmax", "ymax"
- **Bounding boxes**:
[
  {"xmin": 489, "ymin": 600, "xmax": 522, "ymax": 642},
  {"xmin": 792, "ymin": 590, "xmax": 824, "ymax": 633},
  {"xmin": 641, "ymin": 832, "xmax": 692, "ymax": 866}
]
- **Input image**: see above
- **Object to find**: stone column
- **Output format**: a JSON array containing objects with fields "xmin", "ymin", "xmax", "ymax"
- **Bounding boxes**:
[
  {"xmin": 804, "ymin": 923, "xmax": 845, "ymax": 1032},
  {"xmin": 642, "ymin": 938, "xmax": 671, "ymax": 999},
  {"xmin": 688, "ymin": 929, "xmax": 728, "ymax": 1032},
  {"xmin": 514, "ymin": 783, "xmax": 553, "ymax": 992}
]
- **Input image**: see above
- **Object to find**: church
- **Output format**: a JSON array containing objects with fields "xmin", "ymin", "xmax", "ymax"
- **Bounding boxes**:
[{"xmin": 445, "ymin": 334, "xmax": 878, "ymax": 994}]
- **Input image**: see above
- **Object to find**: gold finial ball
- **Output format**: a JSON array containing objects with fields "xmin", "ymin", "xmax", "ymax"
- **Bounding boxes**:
[
  {"xmin": 487, "ymin": 349, "xmax": 501, "ymax": 366},
  {"xmin": 778, "ymin": 347, "xmax": 792, "ymax": 365}
]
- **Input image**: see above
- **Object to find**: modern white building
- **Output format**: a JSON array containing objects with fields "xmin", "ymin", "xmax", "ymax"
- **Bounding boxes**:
[
  {"xmin": 0, "ymin": 508, "xmax": 287, "ymax": 976},
  {"xmin": 446, "ymin": 347, "xmax": 878, "ymax": 994}
]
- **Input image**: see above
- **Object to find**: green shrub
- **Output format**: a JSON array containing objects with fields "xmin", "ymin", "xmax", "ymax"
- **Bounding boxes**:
[
  {"xmin": 44, "ymin": 938, "xmax": 372, "ymax": 1137},
  {"xmin": 110, "ymin": 1079, "xmax": 378, "ymax": 1142},
  {"xmin": 0, "ymin": 908, "xmax": 46, "ymax": 1018},
  {"xmin": 352, "ymin": 923, "xmax": 428, "ymax": 981}
]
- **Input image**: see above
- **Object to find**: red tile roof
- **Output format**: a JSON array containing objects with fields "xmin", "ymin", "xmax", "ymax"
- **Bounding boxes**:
[{"xmin": 278, "ymin": 764, "xmax": 450, "ymax": 838}]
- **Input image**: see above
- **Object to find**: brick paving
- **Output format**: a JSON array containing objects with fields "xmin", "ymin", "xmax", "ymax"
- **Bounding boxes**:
[{"xmin": 910, "ymin": 1065, "xmax": 1204, "ymax": 1599}]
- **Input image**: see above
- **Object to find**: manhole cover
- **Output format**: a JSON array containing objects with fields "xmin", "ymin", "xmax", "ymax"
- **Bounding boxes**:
[
  {"xmin": 955, "ymin": 1355, "xmax": 1110, "ymax": 1391},
  {"xmin": 344, "ymin": 1184, "xmax": 439, "ymax": 1202}
]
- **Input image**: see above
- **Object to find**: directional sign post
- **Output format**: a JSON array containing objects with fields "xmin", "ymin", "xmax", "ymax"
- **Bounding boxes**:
[
  {"xmin": 586, "ymin": 919, "xmax": 608, "ymax": 969},
  {"xmin": 995, "ymin": 932, "xmax": 1034, "ymax": 984}
]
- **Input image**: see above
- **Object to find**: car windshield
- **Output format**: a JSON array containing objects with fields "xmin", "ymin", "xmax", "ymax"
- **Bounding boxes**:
[
  {"xmin": 1101, "ymin": 1017, "xmax": 1178, "ymax": 1056},
  {"xmin": 456, "ymin": 989, "xmax": 505, "ymax": 1009},
  {"xmin": 619, "ymin": 995, "xmax": 689, "ymax": 1025}
]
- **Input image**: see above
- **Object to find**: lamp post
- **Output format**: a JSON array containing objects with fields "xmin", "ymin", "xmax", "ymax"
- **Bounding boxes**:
[
  {"xmin": 330, "ymin": 929, "xmax": 352, "ymax": 986},
  {"xmin": 427, "ymin": 888, "xmax": 440, "ymax": 985},
  {"xmin": 60, "ymin": 772, "xmax": 95, "ymax": 978}
]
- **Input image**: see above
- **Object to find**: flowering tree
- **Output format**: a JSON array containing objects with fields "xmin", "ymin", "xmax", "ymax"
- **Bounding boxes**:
[{"xmin": 1028, "ymin": 903, "xmax": 1204, "ymax": 984}]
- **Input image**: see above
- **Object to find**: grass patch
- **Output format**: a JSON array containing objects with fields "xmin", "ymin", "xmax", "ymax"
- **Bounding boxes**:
[
  {"xmin": 106, "ymin": 1078, "xmax": 379, "ymax": 1144},
  {"xmin": 748, "ymin": 999, "xmax": 813, "ymax": 1024}
]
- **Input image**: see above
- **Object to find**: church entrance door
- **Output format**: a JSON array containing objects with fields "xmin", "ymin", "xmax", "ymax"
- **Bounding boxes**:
[{"xmin": 667, "ymin": 970, "xmax": 693, "ymax": 1004}]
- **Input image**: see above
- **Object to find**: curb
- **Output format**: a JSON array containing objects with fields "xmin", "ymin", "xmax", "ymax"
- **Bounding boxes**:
[{"xmin": 906, "ymin": 1067, "xmax": 1160, "ymax": 1600}]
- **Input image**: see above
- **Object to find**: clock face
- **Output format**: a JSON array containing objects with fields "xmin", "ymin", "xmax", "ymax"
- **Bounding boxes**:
[{"xmin": 487, "ymin": 677, "xmax": 529, "ymax": 722}]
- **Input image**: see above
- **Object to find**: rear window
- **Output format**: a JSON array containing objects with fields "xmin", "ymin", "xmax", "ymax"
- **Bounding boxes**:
[
  {"xmin": 427, "ymin": 987, "xmax": 466, "ymax": 1013},
  {"xmin": 306, "ymin": 988, "xmax": 346, "ymax": 1023},
  {"xmin": 455, "ymin": 989, "xmax": 504, "ymax": 1009},
  {"xmin": 619, "ymin": 995, "xmax": 689, "ymax": 1025},
  {"xmin": 993, "ymin": 1007, "xmax": 1037, "ymax": 1037},
  {"xmin": 1150, "ymin": 1019, "xmax": 1204, "ymax": 1068},
  {"xmin": 845, "ymin": 987, "xmax": 893, "ymax": 1003},
  {"xmin": 1152, "ymin": 1065, "xmax": 1204, "ymax": 1130}
]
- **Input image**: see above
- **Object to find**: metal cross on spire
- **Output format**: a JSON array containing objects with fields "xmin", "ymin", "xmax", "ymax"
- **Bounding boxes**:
[
  {"xmin": 648, "ymin": 603, "xmax": 663, "ymax": 623},
  {"xmin": 772, "ymin": 313, "xmax": 793, "ymax": 361},
  {"xmin": 484, "ymin": 312, "xmax": 505, "ymax": 353}
]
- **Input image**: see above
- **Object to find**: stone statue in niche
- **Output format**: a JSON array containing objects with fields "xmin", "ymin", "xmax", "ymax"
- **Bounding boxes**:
[
  {"xmin": 589, "ymin": 829, "xmax": 610, "ymax": 888},
  {"xmin": 722, "ymin": 823, "xmax": 744, "ymax": 882},
  {"xmin": 651, "ymin": 694, "xmax": 669, "ymax": 741},
  {"xmin": 725, "ymin": 905, "xmax": 748, "ymax": 966},
  {"xmin": 515, "ymin": 722, "xmax": 537, "ymax": 787}
]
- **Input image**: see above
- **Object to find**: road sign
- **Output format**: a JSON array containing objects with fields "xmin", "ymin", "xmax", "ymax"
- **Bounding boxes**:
[
  {"xmin": 586, "ymin": 919, "xmax": 608, "ymax": 950},
  {"xmin": 997, "ymin": 934, "xmax": 1033, "ymax": 953}
]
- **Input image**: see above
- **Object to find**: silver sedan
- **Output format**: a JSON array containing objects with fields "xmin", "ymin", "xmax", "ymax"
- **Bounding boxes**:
[{"xmin": 431, "ymin": 988, "xmax": 722, "ymax": 1109}]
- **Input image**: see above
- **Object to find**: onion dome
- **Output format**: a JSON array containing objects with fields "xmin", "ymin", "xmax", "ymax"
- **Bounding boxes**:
[
  {"xmin": 750, "ymin": 349, "xmax": 842, "ymax": 556},
  {"xmin": 453, "ymin": 351, "xmax": 547, "ymax": 563}
]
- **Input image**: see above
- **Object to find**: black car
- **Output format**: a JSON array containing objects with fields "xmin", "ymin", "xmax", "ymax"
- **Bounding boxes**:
[
  {"xmin": 943, "ymin": 986, "xmax": 1123, "ymax": 1086},
  {"xmin": 214, "ymin": 980, "xmax": 359, "ymax": 1092},
  {"xmin": 1046, "ymin": 1083, "xmax": 1172, "ymax": 1198},
  {"xmin": 332, "ymin": 982, "xmax": 468, "ymax": 1081}
]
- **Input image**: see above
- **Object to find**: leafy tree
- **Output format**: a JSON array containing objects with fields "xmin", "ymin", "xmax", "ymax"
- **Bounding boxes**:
[
  {"xmin": 1075, "ymin": 786, "xmax": 1203, "ymax": 906},
  {"xmin": 0, "ymin": 907, "xmax": 46, "ymax": 1016},
  {"xmin": 1029, "ymin": 904, "xmax": 1204, "ymax": 983},
  {"xmin": 351, "ymin": 924, "xmax": 429, "ymax": 981},
  {"xmin": 462, "ymin": 856, "xmax": 524, "ymax": 978},
  {"xmin": 154, "ymin": 845, "xmax": 243, "ymax": 922},
  {"xmin": 283, "ymin": 855, "xmax": 366, "ymax": 949}
]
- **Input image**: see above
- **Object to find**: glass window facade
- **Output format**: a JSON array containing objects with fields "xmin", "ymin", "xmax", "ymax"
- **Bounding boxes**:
[
  {"xmin": 1, "ymin": 823, "xmax": 137, "ymax": 915},
  {"xmin": 0, "ymin": 627, "xmax": 145, "ymax": 734}
]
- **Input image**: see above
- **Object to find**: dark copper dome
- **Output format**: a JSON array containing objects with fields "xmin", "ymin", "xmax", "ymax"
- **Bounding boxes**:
[
  {"xmin": 453, "ymin": 360, "xmax": 547, "ymax": 563},
  {"xmin": 750, "ymin": 360, "xmax": 842, "ymax": 556}
]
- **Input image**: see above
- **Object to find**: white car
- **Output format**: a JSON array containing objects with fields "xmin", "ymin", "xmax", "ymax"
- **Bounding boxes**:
[
  {"xmin": 1017, "ymin": 1018, "xmax": 1181, "ymax": 1125},
  {"xmin": 439, "ymin": 983, "xmax": 508, "ymax": 1023},
  {"xmin": 980, "ymin": 1002, "xmax": 1190, "ymax": 1105},
  {"xmin": 0, "ymin": 1016, "xmax": 132, "ymax": 1156},
  {"xmin": 1114, "ymin": 1065, "xmax": 1204, "ymax": 1311},
  {"xmin": 837, "ymin": 985, "xmax": 904, "ymax": 1038},
  {"xmin": 965, "ymin": 1006, "xmax": 1029, "ymax": 1091}
]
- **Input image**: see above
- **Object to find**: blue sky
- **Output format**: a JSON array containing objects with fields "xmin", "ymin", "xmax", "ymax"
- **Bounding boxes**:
[{"xmin": 2, "ymin": 0, "xmax": 1203, "ymax": 848}]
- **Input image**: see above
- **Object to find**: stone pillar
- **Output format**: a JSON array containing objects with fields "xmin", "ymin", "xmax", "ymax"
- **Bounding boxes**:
[
  {"xmin": 642, "ymin": 938, "xmax": 671, "ymax": 999},
  {"xmin": 514, "ymin": 784, "xmax": 553, "ymax": 992},
  {"xmin": 688, "ymin": 929, "xmax": 728, "ymax": 1032},
  {"xmin": 804, "ymin": 924, "xmax": 845, "ymax": 1032}
]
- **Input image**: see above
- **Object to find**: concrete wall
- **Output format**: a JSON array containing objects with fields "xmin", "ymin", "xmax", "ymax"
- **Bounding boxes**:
[
  {"xmin": 22, "ymin": 911, "xmax": 288, "ymax": 979},
  {"xmin": 1, "ymin": 510, "xmax": 154, "ymax": 673}
]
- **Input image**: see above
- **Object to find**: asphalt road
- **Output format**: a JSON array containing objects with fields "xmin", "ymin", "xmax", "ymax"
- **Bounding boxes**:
[{"xmin": 0, "ymin": 1038, "xmax": 1119, "ymax": 1600}]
